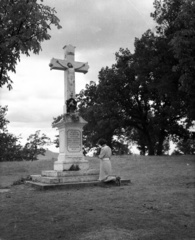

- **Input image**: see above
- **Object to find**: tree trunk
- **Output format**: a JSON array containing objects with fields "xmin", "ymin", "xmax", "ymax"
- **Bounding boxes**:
[
  {"xmin": 148, "ymin": 144, "xmax": 155, "ymax": 155},
  {"xmin": 140, "ymin": 144, "xmax": 146, "ymax": 155},
  {"xmin": 156, "ymin": 130, "xmax": 166, "ymax": 155},
  {"xmin": 156, "ymin": 143, "xmax": 163, "ymax": 155},
  {"xmin": 145, "ymin": 132, "xmax": 155, "ymax": 155}
]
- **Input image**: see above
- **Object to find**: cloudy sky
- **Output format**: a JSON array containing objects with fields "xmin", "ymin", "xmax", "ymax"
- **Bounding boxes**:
[{"xmin": 1, "ymin": 0, "xmax": 156, "ymax": 152}]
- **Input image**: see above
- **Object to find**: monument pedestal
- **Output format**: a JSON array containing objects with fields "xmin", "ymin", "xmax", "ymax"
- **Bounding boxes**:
[
  {"xmin": 53, "ymin": 114, "xmax": 89, "ymax": 171},
  {"xmin": 30, "ymin": 113, "xmax": 99, "ymax": 186}
]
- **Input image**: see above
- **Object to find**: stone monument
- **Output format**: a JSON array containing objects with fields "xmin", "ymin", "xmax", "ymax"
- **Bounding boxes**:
[
  {"xmin": 28, "ymin": 44, "xmax": 130, "ymax": 189},
  {"xmin": 49, "ymin": 44, "xmax": 90, "ymax": 172},
  {"xmin": 30, "ymin": 45, "xmax": 99, "ymax": 187}
]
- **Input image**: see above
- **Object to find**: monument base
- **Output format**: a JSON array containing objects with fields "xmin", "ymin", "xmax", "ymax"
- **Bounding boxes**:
[
  {"xmin": 30, "ymin": 169, "xmax": 99, "ymax": 184},
  {"xmin": 26, "ymin": 178, "xmax": 131, "ymax": 190}
]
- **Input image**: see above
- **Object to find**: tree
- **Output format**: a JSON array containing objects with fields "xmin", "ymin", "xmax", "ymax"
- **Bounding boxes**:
[
  {"xmin": 112, "ymin": 136, "xmax": 131, "ymax": 155},
  {"xmin": 173, "ymin": 132, "xmax": 195, "ymax": 155},
  {"xmin": 77, "ymin": 81, "xmax": 121, "ymax": 149},
  {"xmin": 0, "ymin": 132, "xmax": 23, "ymax": 161},
  {"xmin": 78, "ymin": 0, "xmax": 195, "ymax": 155},
  {"xmin": 78, "ymin": 37, "xmax": 191, "ymax": 155},
  {"xmin": 0, "ymin": 106, "xmax": 52, "ymax": 161},
  {"xmin": 151, "ymin": 0, "xmax": 195, "ymax": 120},
  {"xmin": 53, "ymin": 134, "xmax": 59, "ymax": 148},
  {"xmin": 0, "ymin": 0, "xmax": 61, "ymax": 89},
  {"xmin": 170, "ymin": 0, "xmax": 195, "ymax": 120},
  {"xmin": 132, "ymin": 29, "xmax": 190, "ymax": 155},
  {"xmin": 0, "ymin": 105, "xmax": 23, "ymax": 161},
  {"xmin": 0, "ymin": 105, "xmax": 9, "ymax": 131},
  {"xmin": 23, "ymin": 130, "xmax": 51, "ymax": 161}
]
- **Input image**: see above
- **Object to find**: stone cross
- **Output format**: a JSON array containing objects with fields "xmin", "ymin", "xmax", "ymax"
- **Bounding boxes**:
[{"xmin": 49, "ymin": 45, "xmax": 89, "ymax": 113}]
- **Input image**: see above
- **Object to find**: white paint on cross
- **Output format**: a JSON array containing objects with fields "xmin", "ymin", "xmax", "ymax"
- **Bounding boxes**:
[{"xmin": 49, "ymin": 44, "xmax": 89, "ymax": 113}]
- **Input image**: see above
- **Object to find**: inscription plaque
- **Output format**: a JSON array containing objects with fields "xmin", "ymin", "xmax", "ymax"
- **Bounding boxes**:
[{"xmin": 67, "ymin": 129, "xmax": 81, "ymax": 152}]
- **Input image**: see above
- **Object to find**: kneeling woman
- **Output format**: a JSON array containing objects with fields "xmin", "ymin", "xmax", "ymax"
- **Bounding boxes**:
[{"xmin": 97, "ymin": 138, "xmax": 121, "ymax": 185}]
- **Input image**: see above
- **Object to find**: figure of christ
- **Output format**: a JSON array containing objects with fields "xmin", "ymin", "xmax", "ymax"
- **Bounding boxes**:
[
  {"xmin": 56, "ymin": 60, "xmax": 86, "ymax": 99},
  {"xmin": 67, "ymin": 62, "xmax": 75, "ymax": 98}
]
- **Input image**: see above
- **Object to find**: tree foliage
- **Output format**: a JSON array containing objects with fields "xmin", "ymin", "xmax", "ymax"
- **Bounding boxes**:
[
  {"xmin": 151, "ymin": 0, "xmax": 195, "ymax": 119},
  {"xmin": 172, "ymin": 132, "xmax": 195, "ymax": 155},
  {"xmin": 0, "ymin": 105, "xmax": 9, "ymax": 131},
  {"xmin": 77, "ymin": 80, "xmax": 121, "ymax": 150},
  {"xmin": 78, "ymin": 0, "xmax": 194, "ymax": 155},
  {"xmin": 22, "ymin": 130, "xmax": 51, "ymax": 161},
  {"xmin": 0, "ymin": 106, "xmax": 51, "ymax": 161},
  {"xmin": 0, "ymin": 0, "xmax": 61, "ymax": 89},
  {"xmin": 78, "ymin": 45, "xmax": 189, "ymax": 155},
  {"xmin": 176, "ymin": 138, "xmax": 195, "ymax": 155},
  {"xmin": 0, "ymin": 105, "xmax": 23, "ymax": 161},
  {"xmin": 0, "ymin": 132, "xmax": 23, "ymax": 161}
]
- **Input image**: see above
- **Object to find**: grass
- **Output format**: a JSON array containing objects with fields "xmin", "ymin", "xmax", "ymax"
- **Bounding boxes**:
[
  {"xmin": 0, "ymin": 155, "xmax": 195, "ymax": 240},
  {"xmin": 0, "ymin": 159, "xmax": 55, "ymax": 188}
]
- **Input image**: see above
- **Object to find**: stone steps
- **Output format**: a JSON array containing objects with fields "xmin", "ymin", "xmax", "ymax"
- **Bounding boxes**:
[
  {"xmin": 27, "ymin": 169, "xmax": 131, "ymax": 190},
  {"xmin": 31, "ymin": 169, "xmax": 99, "ymax": 184},
  {"xmin": 42, "ymin": 169, "xmax": 99, "ymax": 177},
  {"xmin": 26, "ymin": 179, "xmax": 131, "ymax": 190},
  {"xmin": 31, "ymin": 173, "xmax": 99, "ymax": 184}
]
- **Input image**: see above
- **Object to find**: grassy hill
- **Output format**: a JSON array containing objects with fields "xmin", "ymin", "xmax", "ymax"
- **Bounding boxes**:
[{"xmin": 0, "ymin": 155, "xmax": 194, "ymax": 240}]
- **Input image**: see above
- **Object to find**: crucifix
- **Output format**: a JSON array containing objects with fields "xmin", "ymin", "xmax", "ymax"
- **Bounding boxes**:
[{"xmin": 49, "ymin": 44, "xmax": 89, "ymax": 113}]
